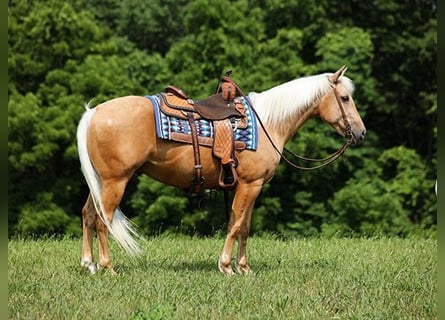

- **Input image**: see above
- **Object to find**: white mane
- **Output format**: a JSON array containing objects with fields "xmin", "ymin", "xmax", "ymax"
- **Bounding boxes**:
[{"xmin": 248, "ymin": 73, "xmax": 354, "ymax": 129}]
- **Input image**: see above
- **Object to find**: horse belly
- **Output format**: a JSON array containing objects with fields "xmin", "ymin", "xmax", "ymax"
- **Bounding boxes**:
[{"xmin": 140, "ymin": 143, "xmax": 222, "ymax": 190}]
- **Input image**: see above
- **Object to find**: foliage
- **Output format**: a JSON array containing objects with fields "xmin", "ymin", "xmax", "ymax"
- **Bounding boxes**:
[
  {"xmin": 130, "ymin": 176, "xmax": 189, "ymax": 235},
  {"xmin": 16, "ymin": 192, "xmax": 81, "ymax": 236},
  {"xmin": 8, "ymin": 0, "xmax": 436, "ymax": 238}
]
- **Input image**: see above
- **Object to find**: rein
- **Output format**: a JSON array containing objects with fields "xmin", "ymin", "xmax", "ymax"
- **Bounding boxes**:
[{"xmin": 237, "ymin": 82, "xmax": 354, "ymax": 171}]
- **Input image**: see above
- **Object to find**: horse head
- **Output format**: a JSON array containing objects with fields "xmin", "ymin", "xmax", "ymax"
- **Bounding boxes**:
[{"xmin": 317, "ymin": 66, "xmax": 366, "ymax": 145}]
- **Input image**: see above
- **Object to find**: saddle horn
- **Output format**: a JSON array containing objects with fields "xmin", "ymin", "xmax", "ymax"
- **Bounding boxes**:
[{"xmin": 216, "ymin": 69, "xmax": 239, "ymax": 102}]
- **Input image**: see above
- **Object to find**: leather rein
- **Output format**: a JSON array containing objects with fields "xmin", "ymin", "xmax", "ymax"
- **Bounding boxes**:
[{"xmin": 237, "ymin": 82, "xmax": 354, "ymax": 171}]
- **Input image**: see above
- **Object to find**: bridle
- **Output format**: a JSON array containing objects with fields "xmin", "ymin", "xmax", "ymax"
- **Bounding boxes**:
[{"xmin": 243, "ymin": 82, "xmax": 354, "ymax": 171}]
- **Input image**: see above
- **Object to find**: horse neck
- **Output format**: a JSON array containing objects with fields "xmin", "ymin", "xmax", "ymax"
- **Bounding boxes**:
[{"xmin": 249, "ymin": 76, "xmax": 330, "ymax": 146}]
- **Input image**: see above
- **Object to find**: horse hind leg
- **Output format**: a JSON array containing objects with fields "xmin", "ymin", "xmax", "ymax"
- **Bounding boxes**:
[
  {"xmin": 81, "ymin": 194, "xmax": 99, "ymax": 274},
  {"xmin": 95, "ymin": 177, "xmax": 135, "ymax": 274},
  {"xmin": 96, "ymin": 216, "xmax": 116, "ymax": 274}
]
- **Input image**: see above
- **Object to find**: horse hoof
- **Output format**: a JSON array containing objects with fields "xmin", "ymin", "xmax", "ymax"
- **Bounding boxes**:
[
  {"xmin": 236, "ymin": 264, "xmax": 252, "ymax": 275},
  {"xmin": 218, "ymin": 258, "xmax": 234, "ymax": 275},
  {"xmin": 88, "ymin": 263, "xmax": 99, "ymax": 274},
  {"xmin": 105, "ymin": 267, "xmax": 118, "ymax": 276},
  {"xmin": 81, "ymin": 259, "xmax": 98, "ymax": 275}
]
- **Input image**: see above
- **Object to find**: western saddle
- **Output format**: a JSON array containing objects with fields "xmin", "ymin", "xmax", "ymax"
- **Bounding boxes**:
[{"xmin": 157, "ymin": 71, "xmax": 248, "ymax": 194}]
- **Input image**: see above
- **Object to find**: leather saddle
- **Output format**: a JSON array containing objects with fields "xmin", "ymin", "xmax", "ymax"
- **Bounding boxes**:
[
  {"xmin": 157, "ymin": 74, "xmax": 247, "ymax": 193},
  {"xmin": 161, "ymin": 87, "xmax": 244, "ymax": 121}
]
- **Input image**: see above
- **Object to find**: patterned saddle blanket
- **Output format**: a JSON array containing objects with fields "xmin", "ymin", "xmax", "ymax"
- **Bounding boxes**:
[{"xmin": 146, "ymin": 95, "xmax": 258, "ymax": 151}]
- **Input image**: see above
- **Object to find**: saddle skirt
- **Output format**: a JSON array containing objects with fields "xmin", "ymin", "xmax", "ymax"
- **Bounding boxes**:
[{"xmin": 146, "ymin": 95, "xmax": 258, "ymax": 151}]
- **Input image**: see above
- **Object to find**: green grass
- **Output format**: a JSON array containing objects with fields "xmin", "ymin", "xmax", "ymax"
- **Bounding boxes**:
[{"xmin": 8, "ymin": 235, "xmax": 436, "ymax": 319}]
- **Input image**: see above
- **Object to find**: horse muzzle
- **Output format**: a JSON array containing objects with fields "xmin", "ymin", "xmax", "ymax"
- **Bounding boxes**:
[{"xmin": 349, "ymin": 127, "xmax": 366, "ymax": 145}]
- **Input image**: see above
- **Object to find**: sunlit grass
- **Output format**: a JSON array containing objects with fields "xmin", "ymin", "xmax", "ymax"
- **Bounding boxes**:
[{"xmin": 8, "ymin": 235, "xmax": 436, "ymax": 319}]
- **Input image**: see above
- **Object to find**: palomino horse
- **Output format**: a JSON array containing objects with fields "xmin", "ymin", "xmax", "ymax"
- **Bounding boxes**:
[{"xmin": 76, "ymin": 66, "xmax": 366, "ymax": 275}]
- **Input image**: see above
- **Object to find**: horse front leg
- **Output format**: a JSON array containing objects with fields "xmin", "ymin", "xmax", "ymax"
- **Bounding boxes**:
[
  {"xmin": 236, "ymin": 207, "xmax": 254, "ymax": 275},
  {"xmin": 81, "ymin": 194, "xmax": 99, "ymax": 274},
  {"xmin": 218, "ymin": 182, "xmax": 262, "ymax": 275}
]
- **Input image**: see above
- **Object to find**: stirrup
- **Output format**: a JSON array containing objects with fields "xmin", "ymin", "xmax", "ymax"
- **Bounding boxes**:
[{"xmin": 218, "ymin": 162, "xmax": 238, "ymax": 190}]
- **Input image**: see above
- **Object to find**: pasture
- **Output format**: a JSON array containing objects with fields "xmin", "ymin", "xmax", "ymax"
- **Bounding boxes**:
[{"xmin": 9, "ymin": 235, "xmax": 436, "ymax": 319}]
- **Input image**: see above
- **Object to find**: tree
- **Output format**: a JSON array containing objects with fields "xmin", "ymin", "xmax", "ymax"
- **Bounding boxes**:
[
  {"xmin": 8, "ymin": 0, "xmax": 436, "ymax": 238},
  {"xmin": 326, "ymin": 146, "xmax": 436, "ymax": 237},
  {"xmin": 8, "ymin": 0, "xmax": 171, "ymax": 235},
  {"xmin": 8, "ymin": 0, "xmax": 103, "ymax": 94}
]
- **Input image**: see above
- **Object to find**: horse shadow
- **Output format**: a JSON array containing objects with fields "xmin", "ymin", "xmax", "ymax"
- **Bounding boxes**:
[
  {"xmin": 113, "ymin": 256, "xmax": 219, "ymax": 275},
  {"xmin": 110, "ymin": 255, "xmax": 336, "ymax": 276}
]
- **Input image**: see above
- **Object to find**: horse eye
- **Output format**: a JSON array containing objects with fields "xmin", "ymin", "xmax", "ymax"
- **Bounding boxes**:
[{"xmin": 341, "ymin": 95, "xmax": 349, "ymax": 102}]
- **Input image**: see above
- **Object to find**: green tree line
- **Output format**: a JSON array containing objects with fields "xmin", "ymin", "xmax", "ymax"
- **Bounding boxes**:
[{"xmin": 8, "ymin": 0, "xmax": 437, "ymax": 238}]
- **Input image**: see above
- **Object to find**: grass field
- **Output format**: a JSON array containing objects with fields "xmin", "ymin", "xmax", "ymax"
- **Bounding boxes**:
[{"xmin": 8, "ymin": 234, "xmax": 436, "ymax": 319}]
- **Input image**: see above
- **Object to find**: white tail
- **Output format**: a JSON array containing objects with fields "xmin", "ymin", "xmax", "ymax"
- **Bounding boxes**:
[{"xmin": 76, "ymin": 105, "xmax": 141, "ymax": 256}]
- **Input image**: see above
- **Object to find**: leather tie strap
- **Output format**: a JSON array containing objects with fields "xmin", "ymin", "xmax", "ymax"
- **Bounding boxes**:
[{"xmin": 187, "ymin": 112, "xmax": 204, "ymax": 194}]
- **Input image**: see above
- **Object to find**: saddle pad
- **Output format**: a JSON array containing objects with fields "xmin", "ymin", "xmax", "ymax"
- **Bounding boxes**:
[{"xmin": 146, "ymin": 95, "xmax": 258, "ymax": 151}]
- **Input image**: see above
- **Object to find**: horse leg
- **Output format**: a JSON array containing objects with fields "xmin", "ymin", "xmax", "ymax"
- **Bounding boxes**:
[
  {"xmin": 95, "ymin": 178, "xmax": 129, "ymax": 274},
  {"xmin": 218, "ymin": 182, "xmax": 262, "ymax": 275},
  {"xmin": 96, "ymin": 218, "xmax": 116, "ymax": 274},
  {"xmin": 80, "ymin": 194, "xmax": 99, "ymax": 274},
  {"xmin": 236, "ymin": 206, "xmax": 254, "ymax": 275}
]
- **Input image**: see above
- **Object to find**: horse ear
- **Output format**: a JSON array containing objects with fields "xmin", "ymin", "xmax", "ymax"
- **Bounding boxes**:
[{"xmin": 329, "ymin": 65, "xmax": 348, "ymax": 84}]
